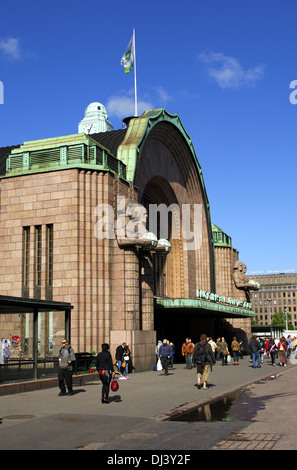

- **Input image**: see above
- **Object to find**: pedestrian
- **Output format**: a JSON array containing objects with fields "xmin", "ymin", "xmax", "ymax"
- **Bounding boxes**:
[
  {"xmin": 258, "ymin": 337, "xmax": 265, "ymax": 363},
  {"xmin": 239, "ymin": 339, "xmax": 244, "ymax": 359},
  {"xmin": 219, "ymin": 337, "xmax": 229, "ymax": 366},
  {"xmin": 193, "ymin": 334, "xmax": 216, "ymax": 390},
  {"xmin": 275, "ymin": 337, "xmax": 280, "ymax": 359},
  {"xmin": 265, "ymin": 337, "xmax": 270, "ymax": 357},
  {"xmin": 158, "ymin": 339, "xmax": 172, "ymax": 375},
  {"xmin": 231, "ymin": 336, "xmax": 240, "ymax": 365},
  {"xmin": 268, "ymin": 339, "xmax": 277, "ymax": 366},
  {"xmin": 115, "ymin": 342, "xmax": 126, "ymax": 376},
  {"xmin": 95, "ymin": 343, "xmax": 115, "ymax": 404},
  {"xmin": 169, "ymin": 342, "xmax": 175, "ymax": 369},
  {"xmin": 188, "ymin": 338, "xmax": 195, "ymax": 367},
  {"xmin": 207, "ymin": 337, "xmax": 218, "ymax": 357},
  {"xmin": 123, "ymin": 344, "xmax": 132, "ymax": 375},
  {"xmin": 181, "ymin": 337, "xmax": 194, "ymax": 369},
  {"xmin": 58, "ymin": 339, "xmax": 76, "ymax": 396},
  {"xmin": 155, "ymin": 340, "xmax": 162, "ymax": 361},
  {"xmin": 215, "ymin": 337, "xmax": 221, "ymax": 361},
  {"xmin": 249, "ymin": 336, "xmax": 261, "ymax": 368},
  {"xmin": 278, "ymin": 336, "xmax": 287, "ymax": 367},
  {"xmin": 286, "ymin": 335, "xmax": 292, "ymax": 358}
]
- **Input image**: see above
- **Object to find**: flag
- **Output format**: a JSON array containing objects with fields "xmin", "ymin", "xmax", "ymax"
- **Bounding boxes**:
[{"xmin": 121, "ymin": 35, "xmax": 135, "ymax": 74}]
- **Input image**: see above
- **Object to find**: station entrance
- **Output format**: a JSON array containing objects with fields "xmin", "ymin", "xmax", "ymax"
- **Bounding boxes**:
[{"xmin": 154, "ymin": 302, "xmax": 251, "ymax": 363}]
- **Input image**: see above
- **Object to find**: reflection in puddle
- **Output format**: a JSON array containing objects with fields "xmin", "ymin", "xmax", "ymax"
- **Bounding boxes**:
[{"xmin": 170, "ymin": 389, "xmax": 262, "ymax": 422}]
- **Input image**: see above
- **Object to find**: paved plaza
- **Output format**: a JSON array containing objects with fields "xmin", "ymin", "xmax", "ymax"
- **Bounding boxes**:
[{"xmin": 1, "ymin": 355, "xmax": 297, "ymax": 453}]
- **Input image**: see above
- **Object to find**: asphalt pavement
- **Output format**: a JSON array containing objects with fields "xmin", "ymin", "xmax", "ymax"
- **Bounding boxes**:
[{"xmin": 1, "ymin": 354, "xmax": 297, "ymax": 454}]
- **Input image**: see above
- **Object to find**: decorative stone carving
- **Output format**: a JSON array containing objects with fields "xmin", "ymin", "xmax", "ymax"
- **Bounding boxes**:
[{"xmin": 233, "ymin": 261, "xmax": 260, "ymax": 302}]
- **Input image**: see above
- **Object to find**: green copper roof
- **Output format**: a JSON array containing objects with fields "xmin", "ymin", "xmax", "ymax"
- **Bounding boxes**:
[
  {"xmin": 212, "ymin": 223, "xmax": 232, "ymax": 248},
  {"xmin": 155, "ymin": 297, "xmax": 254, "ymax": 318},
  {"xmin": 2, "ymin": 133, "xmax": 127, "ymax": 179},
  {"xmin": 117, "ymin": 109, "xmax": 207, "ymax": 193}
]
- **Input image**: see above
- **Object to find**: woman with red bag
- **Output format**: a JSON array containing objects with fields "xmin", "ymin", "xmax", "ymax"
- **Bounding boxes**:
[{"xmin": 95, "ymin": 343, "xmax": 115, "ymax": 403}]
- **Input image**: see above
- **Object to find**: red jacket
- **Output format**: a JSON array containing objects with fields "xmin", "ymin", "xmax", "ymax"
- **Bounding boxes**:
[{"xmin": 278, "ymin": 341, "xmax": 287, "ymax": 352}]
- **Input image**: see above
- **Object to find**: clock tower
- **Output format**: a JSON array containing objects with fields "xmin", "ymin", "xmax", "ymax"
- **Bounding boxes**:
[{"xmin": 78, "ymin": 102, "xmax": 114, "ymax": 134}]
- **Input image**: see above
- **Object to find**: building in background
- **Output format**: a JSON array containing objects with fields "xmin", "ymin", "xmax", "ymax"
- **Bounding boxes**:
[
  {"xmin": 247, "ymin": 272, "xmax": 297, "ymax": 328},
  {"xmin": 0, "ymin": 105, "xmax": 259, "ymax": 371}
]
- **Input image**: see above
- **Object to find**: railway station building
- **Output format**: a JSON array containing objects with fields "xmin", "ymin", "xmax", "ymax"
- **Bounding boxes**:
[{"xmin": 0, "ymin": 104, "xmax": 259, "ymax": 371}]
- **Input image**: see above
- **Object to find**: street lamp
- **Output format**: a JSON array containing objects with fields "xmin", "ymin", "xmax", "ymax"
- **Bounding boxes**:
[
  {"xmin": 267, "ymin": 298, "xmax": 272, "ymax": 325},
  {"xmin": 284, "ymin": 305, "xmax": 288, "ymax": 331},
  {"xmin": 267, "ymin": 298, "xmax": 272, "ymax": 338}
]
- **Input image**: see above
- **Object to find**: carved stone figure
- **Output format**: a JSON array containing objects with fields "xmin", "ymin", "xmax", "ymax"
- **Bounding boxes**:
[{"xmin": 233, "ymin": 261, "xmax": 260, "ymax": 302}]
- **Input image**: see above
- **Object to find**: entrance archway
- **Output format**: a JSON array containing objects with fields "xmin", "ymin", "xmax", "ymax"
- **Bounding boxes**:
[{"xmin": 141, "ymin": 176, "xmax": 184, "ymax": 299}]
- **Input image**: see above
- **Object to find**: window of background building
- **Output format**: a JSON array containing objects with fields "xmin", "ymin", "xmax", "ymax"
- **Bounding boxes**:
[
  {"xmin": 34, "ymin": 225, "xmax": 42, "ymax": 299},
  {"xmin": 22, "ymin": 227, "xmax": 30, "ymax": 298},
  {"xmin": 46, "ymin": 224, "xmax": 53, "ymax": 300}
]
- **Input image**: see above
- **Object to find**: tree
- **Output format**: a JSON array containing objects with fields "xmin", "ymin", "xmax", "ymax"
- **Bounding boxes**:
[
  {"xmin": 271, "ymin": 311, "xmax": 294, "ymax": 330},
  {"xmin": 251, "ymin": 315, "xmax": 259, "ymax": 325}
]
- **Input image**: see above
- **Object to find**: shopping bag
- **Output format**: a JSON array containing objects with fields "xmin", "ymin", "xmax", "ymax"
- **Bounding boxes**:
[
  {"xmin": 227, "ymin": 354, "xmax": 231, "ymax": 363},
  {"xmin": 111, "ymin": 377, "xmax": 119, "ymax": 392},
  {"xmin": 157, "ymin": 358, "xmax": 162, "ymax": 371}
]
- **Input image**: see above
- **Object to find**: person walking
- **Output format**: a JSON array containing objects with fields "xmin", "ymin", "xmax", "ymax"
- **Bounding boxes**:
[
  {"xmin": 215, "ymin": 337, "xmax": 222, "ymax": 361},
  {"xmin": 231, "ymin": 336, "xmax": 240, "ymax": 365},
  {"xmin": 155, "ymin": 340, "xmax": 162, "ymax": 361},
  {"xmin": 95, "ymin": 343, "xmax": 115, "ymax": 403},
  {"xmin": 169, "ymin": 342, "xmax": 175, "ymax": 369},
  {"xmin": 181, "ymin": 337, "xmax": 194, "ymax": 369},
  {"xmin": 193, "ymin": 334, "xmax": 216, "ymax": 390},
  {"xmin": 123, "ymin": 344, "xmax": 132, "ymax": 375},
  {"xmin": 58, "ymin": 339, "xmax": 76, "ymax": 396},
  {"xmin": 286, "ymin": 335, "xmax": 292, "ymax": 358},
  {"xmin": 158, "ymin": 339, "xmax": 172, "ymax": 375},
  {"xmin": 258, "ymin": 337, "xmax": 265, "ymax": 363},
  {"xmin": 188, "ymin": 338, "xmax": 195, "ymax": 368},
  {"xmin": 268, "ymin": 339, "xmax": 277, "ymax": 366},
  {"xmin": 278, "ymin": 336, "xmax": 288, "ymax": 367},
  {"xmin": 115, "ymin": 342, "xmax": 126, "ymax": 376},
  {"xmin": 249, "ymin": 336, "xmax": 261, "ymax": 368},
  {"xmin": 219, "ymin": 337, "xmax": 229, "ymax": 366},
  {"xmin": 207, "ymin": 337, "xmax": 218, "ymax": 357}
]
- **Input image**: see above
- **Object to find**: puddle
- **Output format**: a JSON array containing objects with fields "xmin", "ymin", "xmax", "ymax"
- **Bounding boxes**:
[{"xmin": 169, "ymin": 388, "xmax": 264, "ymax": 422}]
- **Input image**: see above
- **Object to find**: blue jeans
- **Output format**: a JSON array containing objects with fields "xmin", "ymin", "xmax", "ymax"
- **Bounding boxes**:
[
  {"xmin": 116, "ymin": 360, "xmax": 123, "ymax": 374},
  {"xmin": 233, "ymin": 351, "xmax": 239, "ymax": 363},
  {"xmin": 252, "ymin": 351, "xmax": 261, "ymax": 368}
]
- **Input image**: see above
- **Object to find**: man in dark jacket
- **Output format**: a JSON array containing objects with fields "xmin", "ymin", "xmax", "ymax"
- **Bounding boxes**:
[
  {"xmin": 193, "ymin": 334, "xmax": 216, "ymax": 390},
  {"xmin": 58, "ymin": 339, "xmax": 76, "ymax": 396},
  {"xmin": 249, "ymin": 336, "xmax": 261, "ymax": 368},
  {"xmin": 158, "ymin": 339, "xmax": 172, "ymax": 375},
  {"xmin": 115, "ymin": 342, "xmax": 126, "ymax": 375}
]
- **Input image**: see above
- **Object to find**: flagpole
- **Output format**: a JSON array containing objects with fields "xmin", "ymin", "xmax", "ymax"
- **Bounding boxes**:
[{"xmin": 133, "ymin": 28, "xmax": 138, "ymax": 117}]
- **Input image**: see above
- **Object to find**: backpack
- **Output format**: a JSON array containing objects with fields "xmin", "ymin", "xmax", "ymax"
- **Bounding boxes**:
[{"xmin": 193, "ymin": 342, "xmax": 208, "ymax": 366}]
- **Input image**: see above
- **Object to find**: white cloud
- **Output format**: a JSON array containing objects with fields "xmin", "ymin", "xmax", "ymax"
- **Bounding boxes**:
[
  {"xmin": 199, "ymin": 51, "xmax": 265, "ymax": 89},
  {"xmin": 106, "ymin": 85, "xmax": 176, "ymax": 124},
  {"xmin": 0, "ymin": 37, "xmax": 21, "ymax": 60},
  {"xmin": 153, "ymin": 85, "xmax": 173, "ymax": 105},
  {"xmin": 107, "ymin": 91, "xmax": 154, "ymax": 119}
]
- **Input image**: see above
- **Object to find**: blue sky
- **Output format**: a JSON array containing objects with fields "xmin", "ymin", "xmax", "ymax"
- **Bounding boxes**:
[{"xmin": 0, "ymin": 0, "xmax": 296, "ymax": 275}]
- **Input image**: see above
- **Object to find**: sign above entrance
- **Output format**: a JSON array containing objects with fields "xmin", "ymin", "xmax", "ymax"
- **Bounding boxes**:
[{"xmin": 196, "ymin": 289, "xmax": 252, "ymax": 310}]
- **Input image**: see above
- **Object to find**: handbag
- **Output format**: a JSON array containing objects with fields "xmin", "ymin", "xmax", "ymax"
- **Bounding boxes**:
[{"xmin": 111, "ymin": 377, "xmax": 119, "ymax": 392}]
